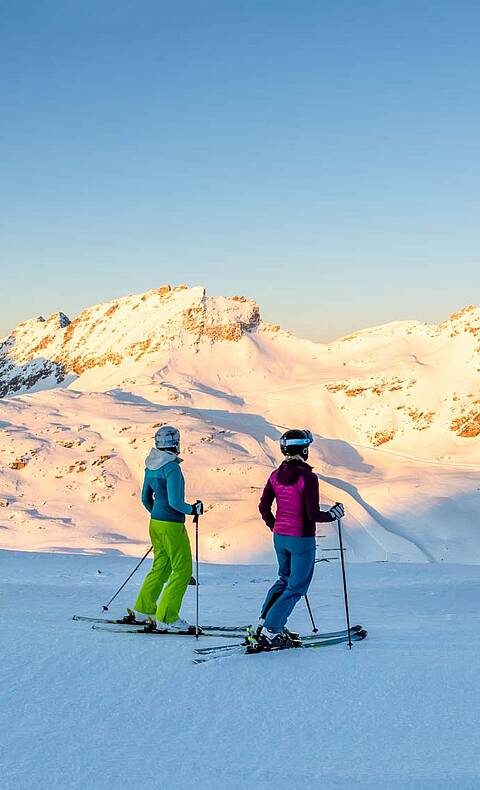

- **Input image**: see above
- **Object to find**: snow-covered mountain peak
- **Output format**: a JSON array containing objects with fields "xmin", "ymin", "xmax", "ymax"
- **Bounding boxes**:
[
  {"xmin": 440, "ymin": 304, "xmax": 480, "ymax": 339},
  {"xmin": 48, "ymin": 311, "xmax": 71, "ymax": 328},
  {"xmin": 0, "ymin": 285, "xmax": 261, "ymax": 398},
  {"xmin": 5, "ymin": 311, "xmax": 73, "ymax": 358},
  {"xmin": 334, "ymin": 305, "xmax": 480, "ymax": 352},
  {"xmin": 446, "ymin": 303, "xmax": 478, "ymax": 322}
]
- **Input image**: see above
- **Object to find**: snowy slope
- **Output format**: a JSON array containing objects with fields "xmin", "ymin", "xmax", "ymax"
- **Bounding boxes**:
[
  {"xmin": 1, "ymin": 550, "xmax": 480, "ymax": 790},
  {"xmin": 0, "ymin": 286, "xmax": 479, "ymax": 562}
]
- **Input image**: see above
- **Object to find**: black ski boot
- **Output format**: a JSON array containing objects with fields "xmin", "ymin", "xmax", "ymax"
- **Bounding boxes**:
[
  {"xmin": 142, "ymin": 617, "xmax": 157, "ymax": 632},
  {"xmin": 255, "ymin": 622, "xmax": 300, "ymax": 644},
  {"xmin": 119, "ymin": 608, "xmax": 144, "ymax": 625},
  {"xmin": 283, "ymin": 627, "xmax": 301, "ymax": 643},
  {"xmin": 252, "ymin": 627, "xmax": 294, "ymax": 652}
]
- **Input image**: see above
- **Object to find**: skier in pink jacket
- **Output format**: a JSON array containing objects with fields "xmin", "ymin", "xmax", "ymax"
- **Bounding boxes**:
[{"xmin": 256, "ymin": 429, "xmax": 344, "ymax": 650}]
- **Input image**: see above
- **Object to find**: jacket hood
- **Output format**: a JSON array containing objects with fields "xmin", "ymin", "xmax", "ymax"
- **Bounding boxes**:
[
  {"xmin": 276, "ymin": 458, "xmax": 312, "ymax": 485},
  {"xmin": 145, "ymin": 448, "xmax": 182, "ymax": 471}
]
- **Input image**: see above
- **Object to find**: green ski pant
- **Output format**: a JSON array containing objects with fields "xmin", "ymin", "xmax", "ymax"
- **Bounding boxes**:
[{"xmin": 133, "ymin": 518, "xmax": 192, "ymax": 624}]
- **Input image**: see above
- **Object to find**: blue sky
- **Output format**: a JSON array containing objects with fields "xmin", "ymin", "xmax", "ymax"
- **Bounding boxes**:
[{"xmin": 1, "ymin": 0, "xmax": 478, "ymax": 341}]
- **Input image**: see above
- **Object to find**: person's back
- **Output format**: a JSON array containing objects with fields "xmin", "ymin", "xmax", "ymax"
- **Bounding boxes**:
[
  {"xmin": 142, "ymin": 447, "xmax": 191, "ymax": 524},
  {"xmin": 256, "ymin": 429, "xmax": 344, "ymax": 651},
  {"xmin": 263, "ymin": 459, "xmax": 322, "ymax": 537},
  {"xmin": 123, "ymin": 425, "xmax": 203, "ymax": 633}
]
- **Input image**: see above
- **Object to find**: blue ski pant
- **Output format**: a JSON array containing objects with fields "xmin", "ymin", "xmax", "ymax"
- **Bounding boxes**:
[{"xmin": 261, "ymin": 533, "xmax": 316, "ymax": 633}]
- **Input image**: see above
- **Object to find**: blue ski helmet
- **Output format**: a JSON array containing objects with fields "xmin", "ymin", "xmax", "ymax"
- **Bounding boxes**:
[
  {"xmin": 154, "ymin": 425, "xmax": 181, "ymax": 453},
  {"xmin": 279, "ymin": 428, "xmax": 314, "ymax": 458}
]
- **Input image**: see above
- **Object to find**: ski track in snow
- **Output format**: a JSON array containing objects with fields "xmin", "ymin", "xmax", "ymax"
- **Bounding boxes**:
[{"xmin": 1, "ymin": 551, "xmax": 480, "ymax": 790}]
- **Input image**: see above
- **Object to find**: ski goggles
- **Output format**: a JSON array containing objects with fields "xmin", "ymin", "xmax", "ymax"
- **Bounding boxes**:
[{"xmin": 280, "ymin": 430, "xmax": 314, "ymax": 448}]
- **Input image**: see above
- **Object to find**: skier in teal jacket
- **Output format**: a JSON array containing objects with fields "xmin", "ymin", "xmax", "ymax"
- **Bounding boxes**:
[{"xmin": 123, "ymin": 426, "xmax": 203, "ymax": 631}]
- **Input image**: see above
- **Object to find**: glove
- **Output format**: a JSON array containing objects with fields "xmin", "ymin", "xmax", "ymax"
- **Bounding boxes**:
[
  {"xmin": 329, "ymin": 502, "xmax": 345, "ymax": 520},
  {"xmin": 192, "ymin": 500, "xmax": 204, "ymax": 516}
]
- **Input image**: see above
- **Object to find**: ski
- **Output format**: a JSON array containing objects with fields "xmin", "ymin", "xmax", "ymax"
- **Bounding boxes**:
[
  {"xmin": 193, "ymin": 629, "xmax": 368, "ymax": 663},
  {"xmin": 73, "ymin": 615, "xmax": 148, "ymax": 625},
  {"xmin": 193, "ymin": 624, "xmax": 364, "ymax": 655},
  {"xmin": 73, "ymin": 615, "xmax": 249, "ymax": 632},
  {"xmin": 290, "ymin": 623, "xmax": 363, "ymax": 642},
  {"xmin": 91, "ymin": 624, "xmax": 248, "ymax": 639}
]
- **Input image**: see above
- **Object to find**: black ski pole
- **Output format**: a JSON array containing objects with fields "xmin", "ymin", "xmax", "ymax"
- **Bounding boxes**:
[
  {"xmin": 304, "ymin": 594, "xmax": 318, "ymax": 633},
  {"xmin": 337, "ymin": 517, "xmax": 353, "ymax": 648},
  {"xmin": 194, "ymin": 513, "xmax": 200, "ymax": 639},
  {"xmin": 102, "ymin": 545, "xmax": 153, "ymax": 612}
]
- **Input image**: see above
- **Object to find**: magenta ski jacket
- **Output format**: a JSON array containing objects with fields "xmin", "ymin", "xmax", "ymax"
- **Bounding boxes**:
[{"xmin": 259, "ymin": 459, "xmax": 335, "ymax": 537}]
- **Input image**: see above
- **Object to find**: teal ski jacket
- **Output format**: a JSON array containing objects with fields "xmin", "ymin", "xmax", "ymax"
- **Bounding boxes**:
[{"xmin": 141, "ymin": 449, "xmax": 194, "ymax": 524}]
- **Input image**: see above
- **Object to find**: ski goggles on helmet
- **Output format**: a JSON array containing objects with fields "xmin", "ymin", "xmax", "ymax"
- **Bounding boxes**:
[{"xmin": 279, "ymin": 429, "xmax": 314, "ymax": 450}]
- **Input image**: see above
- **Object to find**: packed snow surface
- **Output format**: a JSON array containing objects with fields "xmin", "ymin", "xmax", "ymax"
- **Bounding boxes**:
[{"xmin": 1, "ymin": 550, "xmax": 479, "ymax": 789}]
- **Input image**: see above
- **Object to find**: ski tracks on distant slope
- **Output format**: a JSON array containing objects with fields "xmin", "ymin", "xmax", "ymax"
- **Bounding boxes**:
[{"xmin": 317, "ymin": 473, "xmax": 436, "ymax": 562}]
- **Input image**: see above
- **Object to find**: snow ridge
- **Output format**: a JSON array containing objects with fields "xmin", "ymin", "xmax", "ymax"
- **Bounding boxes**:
[{"xmin": 0, "ymin": 285, "xmax": 261, "ymax": 398}]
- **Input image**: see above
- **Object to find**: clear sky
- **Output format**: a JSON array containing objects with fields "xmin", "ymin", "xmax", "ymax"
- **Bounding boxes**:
[{"xmin": 1, "ymin": 0, "xmax": 479, "ymax": 342}]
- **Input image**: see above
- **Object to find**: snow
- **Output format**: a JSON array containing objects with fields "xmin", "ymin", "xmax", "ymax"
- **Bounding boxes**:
[
  {"xmin": 1, "ymin": 549, "xmax": 479, "ymax": 789},
  {"xmin": 1, "ymin": 288, "xmax": 478, "ymax": 787},
  {"xmin": 0, "ymin": 286, "xmax": 479, "ymax": 561},
  {"xmin": 0, "ymin": 377, "xmax": 479, "ymax": 562}
]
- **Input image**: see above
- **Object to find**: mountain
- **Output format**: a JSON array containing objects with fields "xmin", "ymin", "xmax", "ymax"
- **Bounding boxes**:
[
  {"xmin": 0, "ymin": 285, "xmax": 260, "ymax": 397},
  {"xmin": 0, "ymin": 286, "xmax": 479, "ymax": 562}
]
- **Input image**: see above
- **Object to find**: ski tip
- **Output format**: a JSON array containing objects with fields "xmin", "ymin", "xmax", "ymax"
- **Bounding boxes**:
[{"xmin": 348, "ymin": 629, "xmax": 368, "ymax": 644}]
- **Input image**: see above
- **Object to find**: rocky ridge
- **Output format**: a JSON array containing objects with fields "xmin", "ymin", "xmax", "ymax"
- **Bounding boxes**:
[
  {"xmin": 0, "ymin": 285, "xmax": 261, "ymax": 398},
  {"xmin": 1, "ymin": 288, "xmax": 479, "ymax": 448},
  {"xmin": 324, "ymin": 305, "xmax": 480, "ymax": 444}
]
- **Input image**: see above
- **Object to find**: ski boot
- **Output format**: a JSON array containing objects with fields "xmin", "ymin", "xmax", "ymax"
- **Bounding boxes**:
[
  {"xmin": 283, "ymin": 627, "xmax": 301, "ymax": 645},
  {"xmin": 154, "ymin": 619, "xmax": 203, "ymax": 635},
  {"xmin": 142, "ymin": 616, "xmax": 158, "ymax": 632},
  {"xmin": 119, "ymin": 608, "xmax": 146, "ymax": 625},
  {"xmin": 254, "ymin": 619, "xmax": 301, "ymax": 646},
  {"xmin": 255, "ymin": 618, "xmax": 264, "ymax": 640},
  {"xmin": 248, "ymin": 627, "xmax": 295, "ymax": 653}
]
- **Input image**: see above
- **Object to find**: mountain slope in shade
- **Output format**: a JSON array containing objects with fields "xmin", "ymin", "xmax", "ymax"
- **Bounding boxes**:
[{"xmin": 0, "ymin": 286, "xmax": 479, "ymax": 562}]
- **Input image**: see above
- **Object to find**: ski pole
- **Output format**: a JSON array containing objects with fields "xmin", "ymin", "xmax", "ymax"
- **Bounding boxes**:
[
  {"xmin": 337, "ymin": 517, "xmax": 353, "ymax": 648},
  {"xmin": 102, "ymin": 545, "xmax": 153, "ymax": 611},
  {"xmin": 194, "ymin": 513, "xmax": 200, "ymax": 639},
  {"xmin": 304, "ymin": 594, "xmax": 318, "ymax": 633}
]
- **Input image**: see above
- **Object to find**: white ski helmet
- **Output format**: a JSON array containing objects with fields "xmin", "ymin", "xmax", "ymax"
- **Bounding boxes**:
[{"xmin": 154, "ymin": 425, "xmax": 181, "ymax": 453}]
